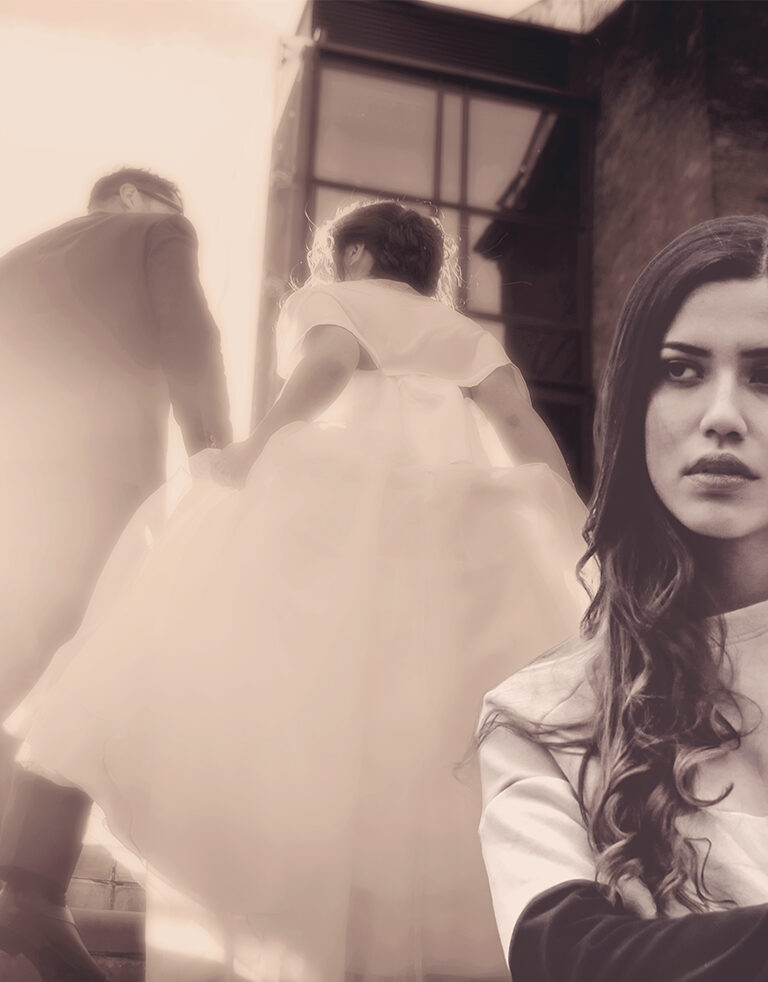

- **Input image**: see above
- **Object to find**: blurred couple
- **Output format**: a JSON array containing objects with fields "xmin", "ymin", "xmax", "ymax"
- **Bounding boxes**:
[{"xmin": 0, "ymin": 172, "xmax": 589, "ymax": 981}]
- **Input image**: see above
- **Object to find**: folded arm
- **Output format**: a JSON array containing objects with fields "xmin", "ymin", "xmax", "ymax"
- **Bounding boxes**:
[
  {"xmin": 479, "ymin": 723, "xmax": 768, "ymax": 982},
  {"xmin": 512, "ymin": 880, "xmax": 768, "ymax": 982},
  {"xmin": 146, "ymin": 214, "xmax": 232, "ymax": 452},
  {"xmin": 469, "ymin": 365, "xmax": 572, "ymax": 485}
]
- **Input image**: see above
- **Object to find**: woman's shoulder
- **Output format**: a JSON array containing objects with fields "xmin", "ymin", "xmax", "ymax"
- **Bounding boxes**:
[
  {"xmin": 281, "ymin": 281, "xmax": 345, "ymax": 311},
  {"xmin": 314, "ymin": 278, "xmax": 442, "ymax": 310},
  {"xmin": 288, "ymin": 279, "xmax": 410, "ymax": 298},
  {"xmin": 277, "ymin": 282, "xmax": 362, "ymax": 337},
  {"xmin": 286, "ymin": 279, "xmax": 474, "ymax": 327},
  {"xmin": 483, "ymin": 632, "xmax": 601, "ymax": 730},
  {"xmin": 281, "ymin": 280, "xmax": 401, "ymax": 324},
  {"xmin": 281, "ymin": 278, "xmax": 510, "ymax": 382}
]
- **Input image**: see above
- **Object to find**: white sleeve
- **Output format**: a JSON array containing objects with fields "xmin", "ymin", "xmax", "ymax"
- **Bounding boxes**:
[
  {"xmin": 478, "ymin": 720, "xmax": 597, "ymax": 958},
  {"xmin": 459, "ymin": 329, "xmax": 514, "ymax": 387},
  {"xmin": 275, "ymin": 287, "xmax": 379, "ymax": 379}
]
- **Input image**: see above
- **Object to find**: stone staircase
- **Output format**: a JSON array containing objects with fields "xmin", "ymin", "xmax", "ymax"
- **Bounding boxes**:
[{"xmin": 0, "ymin": 844, "xmax": 145, "ymax": 982}]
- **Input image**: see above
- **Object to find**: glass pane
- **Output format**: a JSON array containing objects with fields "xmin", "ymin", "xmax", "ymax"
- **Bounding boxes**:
[
  {"xmin": 468, "ymin": 96, "xmax": 541, "ymax": 210},
  {"xmin": 531, "ymin": 391, "xmax": 588, "ymax": 492},
  {"xmin": 469, "ymin": 216, "xmax": 579, "ymax": 323},
  {"xmin": 440, "ymin": 92, "xmax": 463, "ymax": 203},
  {"xmin": 467, "ymin": 213, "xmax": 503, "ymax": 315},
  {"xmin": 507, "ymin": 325, "xmax": 582, "ymax": 383},
  {"xmin": 468, "ymin": 99, "xmax": 581, "ymax": 220},
  {"xmin": 314, "ymin": 67, "xmax": 437, "ymax": 199},
  {"xmin": 311, "ymin": 185, "xmax": 361, "ymax": 228}
]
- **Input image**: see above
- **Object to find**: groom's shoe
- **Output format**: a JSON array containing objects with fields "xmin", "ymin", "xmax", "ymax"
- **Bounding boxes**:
[{"xmin": 0, "ymin": 885, "xmax": 109, "ymax": 982}]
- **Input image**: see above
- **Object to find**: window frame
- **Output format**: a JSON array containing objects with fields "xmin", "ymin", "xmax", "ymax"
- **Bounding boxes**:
[{"xmin": 303, "ymin": 51, "xmax": 596, "ymax": 488}]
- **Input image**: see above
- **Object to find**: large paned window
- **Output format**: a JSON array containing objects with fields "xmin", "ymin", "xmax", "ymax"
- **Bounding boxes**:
[{"xmin": 304, "ymin": 59, "xmax": 593, "ymax": 489}]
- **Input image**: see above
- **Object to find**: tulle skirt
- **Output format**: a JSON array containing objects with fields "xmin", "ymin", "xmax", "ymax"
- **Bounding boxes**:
[{"xmin": 8, "ymin": 420, "xmax": 589, "ymax": 980}]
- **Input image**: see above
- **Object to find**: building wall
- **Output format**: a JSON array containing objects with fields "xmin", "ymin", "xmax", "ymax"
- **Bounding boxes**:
[
  {"xmin": 589, "ymin": 1, "xmax": 714, "ymax": 388},
  {"xmin": 589, "ymin": 0, "xmax": 768, "ymax": 392},
  {"xmin": 707, "ymin": 2, "xmax": 768, "ymax": 217}
]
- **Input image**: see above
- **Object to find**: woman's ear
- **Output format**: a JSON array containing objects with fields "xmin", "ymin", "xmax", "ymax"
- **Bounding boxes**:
[
  {"xmin": 344, "ymin": 243, "xmax": 364, "ymax": 269},
  {"xmin": 342, "ymin": 242, "xmax": 374, "ymax": 280}
]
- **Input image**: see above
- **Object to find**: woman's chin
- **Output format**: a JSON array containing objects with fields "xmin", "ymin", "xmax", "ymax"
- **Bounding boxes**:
[{"xmin": 679, "ymin": 505, "xmax": 767, "ymax": 542}]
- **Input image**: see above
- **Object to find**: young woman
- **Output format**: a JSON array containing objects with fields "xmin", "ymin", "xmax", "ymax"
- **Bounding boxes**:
[
  {"xmin": 479, "ymin": 214, "xmax": 768, "ymax": 981},
  {"xmin": 6, "ymin": 201, "xmax": 588, "ymax": 981}
]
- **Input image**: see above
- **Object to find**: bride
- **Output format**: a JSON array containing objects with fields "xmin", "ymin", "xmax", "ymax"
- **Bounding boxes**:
[{"xmin": 5, "ymin": 200, "xmax": 589, "ymax": 981}]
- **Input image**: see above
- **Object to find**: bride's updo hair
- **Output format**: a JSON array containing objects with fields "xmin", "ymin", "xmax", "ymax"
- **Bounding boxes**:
[{"xmin": 307, "ymin": 199, "xmax": 459, "ymax": 306}]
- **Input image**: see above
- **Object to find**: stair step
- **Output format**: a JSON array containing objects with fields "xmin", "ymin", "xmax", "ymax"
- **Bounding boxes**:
[
  {"xmin": 0, "ymin": 950, "xmax": 144, "ymax": 982},
  {"xmin": 69, "ymin": 843, "xmax": 146, "ymax": 915},
  {"xmin": 74, "ymin": 907, "xmax": 144, "ymax": 957},
  {"xmin": 0, "ymin": 846, "xmax": 146, "ymax": 979},
  {"xmin": 73, "ymin": 844, "xmax": 115, "ymax": 882},
  {"xmin": 94, "ymin": 955, "xmax": 145, "ymax": 982}
]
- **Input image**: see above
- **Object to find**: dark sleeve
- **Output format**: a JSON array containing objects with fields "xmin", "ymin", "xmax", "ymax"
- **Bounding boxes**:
[
  {"xmin": 511, "ymin": 880, "xmax": 768, "ymax": 982},
  {"xmin": 145, "ymin": 214, "xmax": 233, "ymax": 452}
]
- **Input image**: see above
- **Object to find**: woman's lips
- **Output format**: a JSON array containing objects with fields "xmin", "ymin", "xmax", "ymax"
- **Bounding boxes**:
[
  {"xmin": 684, "ymin": 455, "xmax": 758, "ymax": 492},
  {"xmin": 686, "ymin": 471, "xmax": 755, "ymax": 491}
]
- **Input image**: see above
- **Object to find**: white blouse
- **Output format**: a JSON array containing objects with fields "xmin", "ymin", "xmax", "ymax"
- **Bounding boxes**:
[{"xmin": 479, "ymin": 598, "xmax": 768, "ymax": 955}]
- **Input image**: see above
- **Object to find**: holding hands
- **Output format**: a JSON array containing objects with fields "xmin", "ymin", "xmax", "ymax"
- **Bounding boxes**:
[
  {"xmin": 209, "ymin": 322, "xmax": 362, "ymax": 489},
  {"xmin": 210, "ymin": 436, "xmax": 264, "ymax": 488}
]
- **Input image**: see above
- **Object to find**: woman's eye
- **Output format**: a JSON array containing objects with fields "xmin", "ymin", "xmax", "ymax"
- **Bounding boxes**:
[
  {"xmin": 661, "ymin": 359, "xmax": 700, "ymax": 383},
  {"xmin": 750, "ymin": 364, "xmax": 768, "ymax": 386}
]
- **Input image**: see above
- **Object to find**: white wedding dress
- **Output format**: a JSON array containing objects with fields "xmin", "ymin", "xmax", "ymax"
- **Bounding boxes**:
[{"xmin": 7, "ymin": 279, "xmax": 589, "ymax": 981}]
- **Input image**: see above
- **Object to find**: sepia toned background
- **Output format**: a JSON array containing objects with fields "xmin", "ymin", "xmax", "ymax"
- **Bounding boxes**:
[
  {"xmin": 1, "ymin": 1, "xmax": 767, "ymax": 977},
  {"xmin": 4, "ymin": 0, "xmax": 767, "ymax": 490}
]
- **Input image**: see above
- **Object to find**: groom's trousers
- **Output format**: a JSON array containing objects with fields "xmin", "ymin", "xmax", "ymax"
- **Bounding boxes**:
[
  {"xmin": 0, "ymin": 477, "xmax": 142, "ymax": 891},
  {"xmin": 0, "ymin": 768, "xmax": 90, "ymax": 902}
]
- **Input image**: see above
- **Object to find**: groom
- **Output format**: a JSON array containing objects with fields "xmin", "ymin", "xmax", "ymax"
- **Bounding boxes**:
[{"xmin": 0, "ymin": 168, "xmax": 232, "ymax": 981}]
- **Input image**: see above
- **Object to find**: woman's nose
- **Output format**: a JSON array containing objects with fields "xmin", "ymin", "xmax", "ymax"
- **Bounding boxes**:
[{"xmin": 698, "ymin": 374, "xmax": 748, "ymax": 440}]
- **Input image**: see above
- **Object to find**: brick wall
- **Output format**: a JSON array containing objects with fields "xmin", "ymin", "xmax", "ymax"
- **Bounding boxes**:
[
  {"xmin": 706, "ymin": 2, "xmax": 768, "ymax": 218},
  {"xmin": 589, "ymin": 1, "xmax": 768, "ymax": 390},
  {"xmin": 590, "ymin": 1, "xmax": 714, "ymax": 387}
]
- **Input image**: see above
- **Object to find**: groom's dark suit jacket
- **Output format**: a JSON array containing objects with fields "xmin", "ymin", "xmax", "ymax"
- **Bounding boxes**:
[
  {"xmin": 0, "ymin": 210, "xmax": 232, "ymax": 492},
  {"xmin": 0, "ymin": 211, "xmax": 233, "ymax": 711}
]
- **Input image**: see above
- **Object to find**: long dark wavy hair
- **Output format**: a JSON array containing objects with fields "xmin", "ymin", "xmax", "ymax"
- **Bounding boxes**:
[
  {"xmin": 306, "ymin": 199, "xmax": 459, "ymax": 305},
  {"xmin": 489, "ymin": 215, "xmax": 768, "ymax": 915}
]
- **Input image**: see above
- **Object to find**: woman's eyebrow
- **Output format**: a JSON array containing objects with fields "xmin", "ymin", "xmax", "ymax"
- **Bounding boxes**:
[
  {"xmin": 661, "ymin": 342, "xmax": 768, "ymax": 358},
  {"xmin": 661, "ymin": 342, "xmax": 710, "ymax": 355}
]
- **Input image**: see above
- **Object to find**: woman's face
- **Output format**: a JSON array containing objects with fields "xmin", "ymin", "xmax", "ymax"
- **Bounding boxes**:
[{"xmin": 645, "ymin": 277, "xmax": 768, "ymax": 542}]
